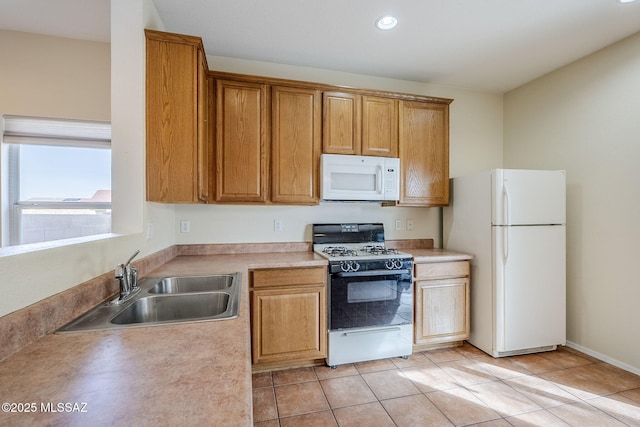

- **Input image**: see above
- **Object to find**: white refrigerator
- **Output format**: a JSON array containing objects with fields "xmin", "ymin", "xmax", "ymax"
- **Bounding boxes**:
[{"xmin": 444, "ymin": 169, "xmax": 566, "ymax": 357}]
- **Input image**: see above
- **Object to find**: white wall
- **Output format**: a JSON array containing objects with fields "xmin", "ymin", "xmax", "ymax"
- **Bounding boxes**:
[
  {"xmin": 0, "ymin": 0, "xmax": 174, "ymax": 318},
  {"xmin": 175, "ymin": 57, "xmax": 504, "ymax": 245},
  {"xmin": 0, "ymin": 30, "xmax": 111, "ymax": 120},
  {"xmin": 0, "ymin": 30, "xmax": 111, "ymax": 245},
  {"xmin": 504, "ymin": 31, "xmax": 640, "ymax": 372},
  {"xmin": 175, "ymin": 204, "xmax": 441, "ymax": 245}
]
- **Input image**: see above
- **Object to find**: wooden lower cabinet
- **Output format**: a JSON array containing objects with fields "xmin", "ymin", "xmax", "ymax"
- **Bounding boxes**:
[
  {"xmin": 414, "ymin": 261, "xmax": 470, "ymax": 349},
  {"xmin": 250, "ymin": 266, "xmax": 327, "ymax": 367}
]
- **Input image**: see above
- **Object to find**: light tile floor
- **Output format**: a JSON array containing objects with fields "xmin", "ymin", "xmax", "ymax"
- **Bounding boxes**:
[{"xmin": 252, "ymin": 343, "xmax": 640, "ymax": 426}]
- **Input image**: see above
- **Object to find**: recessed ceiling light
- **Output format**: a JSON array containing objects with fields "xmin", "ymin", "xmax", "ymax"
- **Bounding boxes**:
[
  {"xmin": 376, "ymin": 15, "xmax": 398, "ymax": 30},
  {"xmin": 618, "ymin": 0, "xmax": 637, "ymax": 3}
]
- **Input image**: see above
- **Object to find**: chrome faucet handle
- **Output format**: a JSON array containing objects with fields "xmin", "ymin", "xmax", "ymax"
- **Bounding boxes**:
[
  {"xmin": 111, "ymin": 251, "xmax": 141, "ymax": 305},
  {"xmin": 113, "ymin": 263, "xmax": 130, "ymax": 304},
  {"xmin": 115, "ymin": 263, "xmax": 125, "ymax": 280},
  {"xmin": 130, "ymin": 266, "xmax": 139, "ymax": 290}
]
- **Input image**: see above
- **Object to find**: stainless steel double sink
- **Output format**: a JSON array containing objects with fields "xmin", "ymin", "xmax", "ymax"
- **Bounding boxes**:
[{"xmin": 57, "ymin": 273, "xmax": 241, "ymax": 333}]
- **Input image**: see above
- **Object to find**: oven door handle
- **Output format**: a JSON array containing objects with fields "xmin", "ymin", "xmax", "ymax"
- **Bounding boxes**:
[
  {"xmin": 335, "ymin": 269, "xmax": 411, "ymax": 277},
  {"xmin": 343, "ymin": 326, "xmax": 402, "ymax": 336}
]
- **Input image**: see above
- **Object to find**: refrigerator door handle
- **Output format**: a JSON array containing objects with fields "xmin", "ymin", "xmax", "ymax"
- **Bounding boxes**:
[
  {"xmin": 503, "ymin": 183, "xmax": 510, "ymax": 226},
  {"xmin": 503, "ymin": 184, "xmax": 510, "ymax": 261},
  {"xmin": 504, "ymin": 224, "xmax": 509, "ymax": 262}
]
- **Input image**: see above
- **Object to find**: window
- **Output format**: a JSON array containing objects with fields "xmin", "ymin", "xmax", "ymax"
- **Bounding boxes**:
[{"xmin": 2, "ymin": 115, "xmax": 111, "ymax": 246}]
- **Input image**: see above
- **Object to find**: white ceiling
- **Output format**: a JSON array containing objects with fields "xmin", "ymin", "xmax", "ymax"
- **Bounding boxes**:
[{"xmin": 2, "ymin": 0, "xmax": 640, "ymax": 92}]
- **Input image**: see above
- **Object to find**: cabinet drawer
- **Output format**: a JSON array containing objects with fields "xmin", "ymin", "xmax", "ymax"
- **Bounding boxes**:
[
  {"xmin": 251, "ymin": 266, "xmax": 326, "ymax": 288},
  {"xmin": 415, "ymin": 261, "xmax": 469, "ymax": 279}
]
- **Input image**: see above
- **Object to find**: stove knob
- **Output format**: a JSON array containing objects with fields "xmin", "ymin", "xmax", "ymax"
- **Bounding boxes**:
[
  {"xmin": 340, "ymin": 261, "xmax": 351, "ymax": 272},
  {"xmin": 394, "ymin": 259, "xmax": 403, "ymax": 269},
  {"xmin": 351, "ymin": 261, "xmax": 360, "ymax": 272},
  {"xmin": 385, "ymin": 260, "xmax": 394, "ymax": 270}
]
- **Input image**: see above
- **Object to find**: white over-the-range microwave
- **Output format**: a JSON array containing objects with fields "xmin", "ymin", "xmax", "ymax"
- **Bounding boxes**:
[{"xmin": 320, "ymin": 153, "xmax": 400, "ymax": 201}]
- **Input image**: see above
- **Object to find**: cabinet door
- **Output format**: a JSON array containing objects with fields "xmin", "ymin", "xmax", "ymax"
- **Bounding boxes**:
[
  {"xmin": 196, "ymin": 48, "xmax": 210, "ymax": 202},
  {"xmin": 271, "ymin": 86, "xmax": 321, "ymax": 204},
  {"xmin": 415, "ymin": 277, "xmax": 470, "ymax": 346},
  {"xmin": 322, "ymin": 91, "xmax": 361, "ymax": 155},
  {"xmin": 215, "ymin": 79, "xmax": 268, "ymax": 202},
  {"xmin": 398, "ymin": 101, "xmax": 449, "ymax": 206},
  {"xmin": 252, "ymin": 286, "xmax": 327, "ymax": 364},
  {"xmin": 362, "ymin": 96, "xmax": 398, "ymax": 157},
  {"xmin": 146, "ymin": 34, "xmax": 200, "ymax": 203}
]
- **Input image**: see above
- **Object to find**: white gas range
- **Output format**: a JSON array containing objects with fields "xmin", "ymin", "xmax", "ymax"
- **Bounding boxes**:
[{"xmin": 312, "ymin": 223, "xmax": 414, "ymax": 368}]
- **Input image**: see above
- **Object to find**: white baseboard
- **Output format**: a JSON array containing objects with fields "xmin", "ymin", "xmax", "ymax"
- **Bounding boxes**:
[{"xmin": 566, "ymin": 341, "xmax": 640, "ymax": 376}]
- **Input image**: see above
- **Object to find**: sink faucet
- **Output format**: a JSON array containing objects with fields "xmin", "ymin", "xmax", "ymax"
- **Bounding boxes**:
[{"xmin": 113, "ymin": 250, "xmax": 140, "ymax": 304}]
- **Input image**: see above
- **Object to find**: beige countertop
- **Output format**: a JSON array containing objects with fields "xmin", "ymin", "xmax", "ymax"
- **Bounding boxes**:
[
  {"xmin": 0, "ymin": 247, "xmax": 471, "ymax": 426},
  {"xmin": 408, "ymin": 248, "xmax": 474, "ymax": 263},
  {"xmin": 0, "ymin": 251, "xmax": 326, "ymax": 427}
]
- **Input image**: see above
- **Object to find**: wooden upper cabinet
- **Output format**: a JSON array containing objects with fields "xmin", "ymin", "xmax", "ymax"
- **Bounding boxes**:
[
  {"xmin": 362, "ymin": 95, "xmax": 398, "ymax": 157},
  {"xmin": 145, "ymin": 30, "xmax": 210, "ymax": 203},
  {"xmin": 398, "ymin": 100, "xmax": 450, "ymax": 206},
  {"xmin": 214, "ymin": 79, "xmax": 268, "ymax": 203},
  {"xmin": 145, "ymin": 29, "xmax": 451, "ymax": 207},
  {"xmin": 323, "ymin": 92, "xmax": 398, "ymax": 157},
  {"xmin": 271, "ymin": 86, "xmax": 321, "ymax": 204},
  {"xmin": 322, "ymin": 91, "xmax": 361, "ymax": 155}
]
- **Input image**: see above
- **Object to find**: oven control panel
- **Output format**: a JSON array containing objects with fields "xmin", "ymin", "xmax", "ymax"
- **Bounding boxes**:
[
  {"xmin": 385, "ymin": 259, "xmax": 405, "ymax": 270},
  {"xmin": 329, "ymin": 258, "xmax": 413, "ymax": 274},
  {"xmin": 339, "ymin": 260, "xmax": 360, "ymax": 272}
]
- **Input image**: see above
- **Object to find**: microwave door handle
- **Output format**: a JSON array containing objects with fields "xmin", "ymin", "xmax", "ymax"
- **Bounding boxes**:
[{"xmin": 376, "ymin": 166, "xmax": 383, "ymax": 194}]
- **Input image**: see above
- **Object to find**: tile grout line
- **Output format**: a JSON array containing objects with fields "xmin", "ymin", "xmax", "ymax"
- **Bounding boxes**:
[{"xmin": 314, "ymin": 368, "xmax": 341, "ymax": 427}]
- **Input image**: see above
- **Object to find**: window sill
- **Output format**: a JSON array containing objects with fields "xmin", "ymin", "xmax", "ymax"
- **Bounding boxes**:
[{"xmin": 0, "ymin": 233, "xmax": 122, "ymax": 258}]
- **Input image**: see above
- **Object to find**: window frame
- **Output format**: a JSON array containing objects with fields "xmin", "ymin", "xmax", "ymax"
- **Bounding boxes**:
[{"xmin": 2, "ymin": 115, "xmax": 112, "ymax": 247}]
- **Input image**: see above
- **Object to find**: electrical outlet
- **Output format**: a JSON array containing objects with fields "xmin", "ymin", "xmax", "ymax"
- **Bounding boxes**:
[
  {"xmin": 406, "ymin": 218, "xmax": 414, "ymax": 231},
  {"xmin": 180, "ymin": 220, "xmax": 191, "ymax": 233},
  {"xmin": 274, "ymin": 219, "xmax": 283, "ymax": 232},
  {"xmin": 395, "ymin": 219, "xmax": 402, "ymax": 231},
  {"xmin": 146, "ymin": 223, "xmax": 153, "ymax": 239}
]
